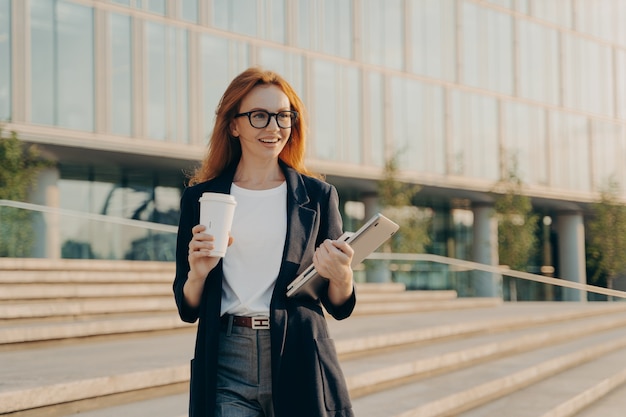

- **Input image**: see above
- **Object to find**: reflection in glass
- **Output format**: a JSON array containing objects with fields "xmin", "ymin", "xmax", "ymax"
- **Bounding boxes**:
[
  {"xmin": 361, "ymin": 0, "xmax": 403, "ymax": 69},
  {"xmin": 550, "ymin": 111, "xmax": 590, "ymax": 191},
  {"xmin": 0, "ymin": 0, "xmax": 10, "ymax": 121},
  {"xmin": 110, "ymin": 14, "xmax": 132, "ymax": 136},
  {"xmin": 31, "ymin": 0, "xmax": 94, "ymax": 131},
  {"xmin": 391, "ymin": 77, "xmax": 445, "ymax": 174},
  {"xmin": 57, "ymin": 164, "xmax": 182, "ymax": 261},
  {"xmin": 449, "ymin": 90, "xmax": 499, "ymax": 181},
  {"xmin": 502, "ymin": 102, "xmax": 548, "ymax": 186},
  {"xmin": 410, "ymin": 0, "xmax": 455, "ymax": 81},
  {"xmin": 518, "ymin": 20, "xmax": 558, "ymax": 105}
]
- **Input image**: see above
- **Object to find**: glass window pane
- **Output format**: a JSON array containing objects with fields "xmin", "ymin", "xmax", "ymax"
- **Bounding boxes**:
[
  {"xmin": 31, "ymin": 0, "xmax": 94, "ymax": 130},
  {"xmin": 591, "ymin": 121, "xmax": 625, "ymax": 191},
  {"xmin": 530, "ymin": 0, "xmax": 572, "ymax": 28},
  {"xmin": 617, "ymin": 49, "xmax": 626, "ymax": 120},
  {"xmin": 147, "ymin": 0, "xmax": 166, "ymax": 15},
  {"xmin": 0, "ymin": 0, "xmax": 10, "ymax": 121},
  {"xmin": 181, "ymin": 0, "xmax": 198, "ymax": 22},
  {"xmin": 485, "ymin": 0, "xmax": 512, "ymax": 8},
  {"xmin": 57, "ymin": 2, "xmax": 93, "ymax": 131},
  {"xmin": 110, "ymin": 14, "xmax": 132, "ymax": 136},
  {"xmin": 340, "ymin": 66, "xmax": 362, "ymax": 164},
  {"xmin": 311, "ymin": 60, "xmax": 338, "ymax": 160},
  {"xmin": 367, "ymin": 72, "xmax": 385, "ymax": 167},
  {"xmin": 391, "ymin": 77, "xmax": 445, "ymax": 174},
  {"xmin": 257, "ymin": 48, "xmax": 305, "ymax": 99},
  {"xmin": 213, "ymin": 0, "xmax": 257, "ymax": 37},
  {"xmin": 111, "ymin": 0, "xmax": 130, "ymax": 5},
  {"xmin": 562, "ymin": 33, "xmax": 613, "ymax": 116},
  {"xmin": 31, "ymin": 0, "xmax": 55, "ymax": 125},
  {"xmin": 146, "ymin": 22, "xmax": 166, "ymax": 140},
  {"xmin": 502, "ymin": 102, "xmax": 548, "ymax": 186},
  {"xmin": 264, "ymin": 0, "xmax": 286, "ymax": 44},
  {"xmin": 574, "ymin": 0, "xmax": 613, "ymax": 43},
  {"xmin": 200, "ymin": 34, "xmax": 249, "ymax": 141},
  {"xmin": 518, "ymin": 20, "xmax": 559, "ymax": 105},
  {"xmin": 449, "ymin": 90, "xmax": 499, "ymax": 180},
  {"xmin": 410, "ymin": 0, "xmax": 456, "ymax": 82},
  {"xmin": 361, "ymin": 0, "xmax": 403, "ymax": 69},
  {"xmin": 310, "ymin": 61, "xmax": 362, "ymax": 163},
  {"xmin": 462, "ymin": 3, "xmax": 513, "ymax": 95},
  {"xmin": 549, "ymin": 111, "xmax": 590, "ymax": 191}
]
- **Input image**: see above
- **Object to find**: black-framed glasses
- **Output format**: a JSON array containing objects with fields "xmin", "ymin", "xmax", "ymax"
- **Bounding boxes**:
[{"xmin": 234, "ymin": 110, "xmax": 298, "ymax": 129}]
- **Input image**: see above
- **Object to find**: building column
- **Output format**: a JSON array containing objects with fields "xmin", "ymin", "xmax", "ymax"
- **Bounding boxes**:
[
  {"xmin": 29, "ymin": 167, "xmax": 61, "ymax": 259},
  {"xmin": 472, "ymin": 204, "xmax": 501, "ymax": 297},
  {"xmin": 556, "ymin": 212, "xmax": 587, "ymax": 302},
  {"xmin": 361, "ymin": 193, "xmax": 392, "ymax": 283}
]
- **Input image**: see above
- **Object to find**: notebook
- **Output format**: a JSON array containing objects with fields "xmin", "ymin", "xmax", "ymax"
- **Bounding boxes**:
[{"xmin": 286, "ymin": 213, "xmax": 399, "ymax": 299}]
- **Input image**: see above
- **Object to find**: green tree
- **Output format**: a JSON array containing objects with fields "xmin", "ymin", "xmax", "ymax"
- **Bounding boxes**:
[
  {"xmin": 586, "ymin": 179, "xmax": 626, "ymax": 295},
  {"xmin": 492, "ymin": 165, "xmax": 538, "ymax": 271},
  {"xmin": 0, "ymin": 127, "xmax": 54, "ymax": 257},
  {"xmin": 377, "ymin": 157, "xmax": 430, "ymax": 253}
]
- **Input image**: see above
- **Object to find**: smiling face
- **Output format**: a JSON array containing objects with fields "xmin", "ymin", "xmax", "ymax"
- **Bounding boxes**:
[{"xmin": 230, "ymin": 84, "xmax": 292, "ymax": 164}]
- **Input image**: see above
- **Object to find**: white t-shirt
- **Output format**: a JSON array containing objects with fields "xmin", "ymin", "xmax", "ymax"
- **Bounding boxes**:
[{"xmin": 220, "ymin": 182, "xmax": 287, "ymax": 317}]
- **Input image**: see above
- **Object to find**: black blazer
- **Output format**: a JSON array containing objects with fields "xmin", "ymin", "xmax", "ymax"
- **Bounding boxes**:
[{"xmin": 173, "ymin": 160, "xmax": 356, "ymax": 417}]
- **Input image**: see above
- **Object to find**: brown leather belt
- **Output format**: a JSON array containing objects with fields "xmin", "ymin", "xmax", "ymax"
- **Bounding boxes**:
[{"xmin": 220, "ymin": 315, "xmax": 270, "ymax": 330}]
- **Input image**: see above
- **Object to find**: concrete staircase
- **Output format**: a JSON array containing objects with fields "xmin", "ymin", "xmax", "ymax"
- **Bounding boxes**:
[{"xmin": 1, "ymin": 259, "xmax": 626, "ymax": 416}]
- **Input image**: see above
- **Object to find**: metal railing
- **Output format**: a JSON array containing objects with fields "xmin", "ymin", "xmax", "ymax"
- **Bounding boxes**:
[{"xmin": 2, "ymin": 199, "xmax": 625, "ymax": 301}]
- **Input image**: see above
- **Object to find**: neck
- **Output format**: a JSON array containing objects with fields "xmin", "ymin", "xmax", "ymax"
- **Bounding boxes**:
[{"xmin": 233, "ymin": 158, "xmax": 284, "ymax": 189}]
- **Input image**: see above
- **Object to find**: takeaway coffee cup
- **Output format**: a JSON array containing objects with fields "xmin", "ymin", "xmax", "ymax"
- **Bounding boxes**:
[{"xmin": 198, "ymin": 193, "xmax": 237, "ymax": 258}]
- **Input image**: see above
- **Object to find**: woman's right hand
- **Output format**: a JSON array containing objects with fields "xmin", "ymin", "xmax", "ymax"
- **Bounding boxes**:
[
  {"xmin": 183, "ymin": 225, "xmax": 233, "ymax": 308},
  {"xmin": 187, "ymin": 224, "xmax": 232, "ymax": 282}
]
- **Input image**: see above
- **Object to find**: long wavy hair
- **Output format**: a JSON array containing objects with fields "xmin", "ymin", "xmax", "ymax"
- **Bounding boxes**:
[{"xmin": 189, "ymin": 67, "xmax": 315, "ymax": 185}]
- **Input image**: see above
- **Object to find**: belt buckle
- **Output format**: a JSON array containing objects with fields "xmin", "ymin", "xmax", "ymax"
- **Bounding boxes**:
[{"xmin": 251, "ymin": 317, "xmax": 270, "ymax": 330}]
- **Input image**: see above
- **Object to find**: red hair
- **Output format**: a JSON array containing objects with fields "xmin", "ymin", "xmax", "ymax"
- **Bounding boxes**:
[{"xmin": 189, "ymin": 67, "xmax": 315, "ymax": 185}]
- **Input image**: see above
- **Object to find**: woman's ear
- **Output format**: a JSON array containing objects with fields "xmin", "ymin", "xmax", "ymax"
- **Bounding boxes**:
[{"xmin": 229, "ymin": 120, "xmax": 239, "ymax": 138}]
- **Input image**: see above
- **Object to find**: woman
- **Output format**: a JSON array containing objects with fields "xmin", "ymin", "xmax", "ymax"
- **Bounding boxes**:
[{"xmin": 173, "ymin": 67, "xmax": 356, "ymax": 417}]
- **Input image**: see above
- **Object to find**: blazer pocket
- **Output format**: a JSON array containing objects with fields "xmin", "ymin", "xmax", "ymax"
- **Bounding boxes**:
[{"xmin": 314, "ymin": 338, "xmax": 353, "ymax": 411}]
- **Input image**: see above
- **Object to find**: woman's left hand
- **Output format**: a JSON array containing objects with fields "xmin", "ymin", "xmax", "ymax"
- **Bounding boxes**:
[{"xmin": 313, "ymin": 239, "xmax": 355, "ymax": 305}]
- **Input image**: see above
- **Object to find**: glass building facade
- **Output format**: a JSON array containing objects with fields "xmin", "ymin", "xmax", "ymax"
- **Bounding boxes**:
[{"xmin": 1, "ymin": 0, "xmax": 625, "ymax": 296}]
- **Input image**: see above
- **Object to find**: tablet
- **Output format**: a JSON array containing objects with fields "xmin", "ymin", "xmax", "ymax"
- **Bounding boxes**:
[{"xmin": 286, "ymin": 213, "xmax": 399, "ymax": 299}]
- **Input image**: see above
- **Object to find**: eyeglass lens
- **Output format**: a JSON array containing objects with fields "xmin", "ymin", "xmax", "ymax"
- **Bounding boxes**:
[{"xmin": 249, "ymin": 111, "xmax": 295, "ymax": 128}]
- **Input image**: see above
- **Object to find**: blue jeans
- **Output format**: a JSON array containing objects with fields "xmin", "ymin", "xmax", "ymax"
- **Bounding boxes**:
[{"xmin": 216, "ymin": 323, "xmax": 274, "ymax": 417}]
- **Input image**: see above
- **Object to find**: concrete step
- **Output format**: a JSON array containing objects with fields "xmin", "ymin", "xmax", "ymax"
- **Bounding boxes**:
[
  {"xmin": 459, "ymin": 348, "xmax": 626, "ymax": 417},
  {"xmin": 352, "ymin": 296, "xmax": 501, "ymax": 315},
  {"xmin": 0, "ymin": 283, "xmax": 172, "ymax": 300},
  {"xmin": 343, "ymin": 311, "xmax": 626, "ymax": 398},
  {"xmin": 350, "ymin": 327, "xmax": 626, "ymax": 417},
  {"xmin": 574, "ymin": 374, "xmax": 626, "ymax": 417},
  {"xmin": 0, "ymin": 297, "xmax": 176, "ymax": 319},
  {"xmin": 0, "ymin": 312, "xmax": 189, "ymax": 344},
  {"xmin": 6, "ymin": 299, "xmax": 612, "ymax": 345},
  {"xmin": 2, "ymin": 303, "xmax": 625, "ymax": 415}
]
